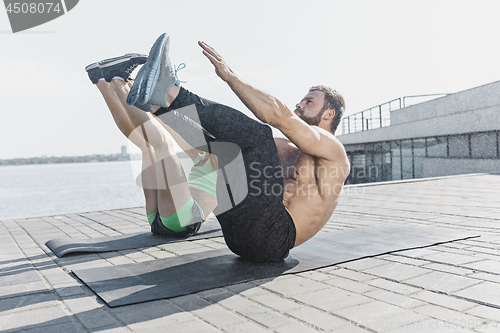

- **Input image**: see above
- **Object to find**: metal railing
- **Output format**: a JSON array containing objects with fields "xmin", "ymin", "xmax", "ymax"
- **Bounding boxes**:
[
  {"xmin": 340, "ymin": 93, "xmax": 448, "ymax": 135},
  {"xmin": 402, "ymin": 94, "xmax": 448, "ymax": 108},
  {"xmin": 341, "ymin": 98, "xmax": 400, "ymax": 135}
]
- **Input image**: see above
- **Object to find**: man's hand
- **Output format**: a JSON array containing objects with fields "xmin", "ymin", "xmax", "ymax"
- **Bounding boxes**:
[
  {"xmin": 198, "ymin": 40, "xmax": 290, "ymax": 127},
  {"xmin": 198, "ymin": 41, "xmax": 236, "ymax": 82}
]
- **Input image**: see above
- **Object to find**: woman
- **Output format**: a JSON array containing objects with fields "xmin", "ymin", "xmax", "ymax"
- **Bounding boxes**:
[{"xmin": 85, "ymin": 54, "xmax": 218, "ymax": 237}]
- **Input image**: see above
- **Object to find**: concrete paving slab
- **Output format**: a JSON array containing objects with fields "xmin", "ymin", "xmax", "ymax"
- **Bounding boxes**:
[
  {"xmin": 382, "ymin": 254, "xmax": 429, "ymax": 266},
  {"xmin": 462, "ymin": 259, "xmax": 500, "ymax": 274},
  {"xmin": 286, "ymin": 305, "xmax": 351, "ymax": 331},
  {"xmin": 273, "ymin": 321, "xmax": 322, "ymax": 333},
  {"xmin": 405, "ymin": 271, "xmax": 483, "ymax": 293},
  {"xmin": 454, "ymin": 281, "xmax": 500, "ymax": 308},
  {"xmin": 249, "ymin": 291, "xmax": 302, "ymax": 313},
  {"xmin": 257, "ymin": 275, "xmax": 328, "ymax": 297},
  {"xmin": 170, "ymin": 294, "xmax": 212, "ymax": 312},
  {"xmin": 323, "ymin": 267, "xmax": 376, "ymax": 281},
  {"xmin": 75, "ymin": 308, "xmax": 117, "ymax": 330},
  {"xmin": 363, "ymin": 262, "xmax": 431, "ymax": 281},
  {"xmin": 0, "ymin": 291, "xmax": 59, "ymax": 315},
  {"xmin": 236, "ymin": 305, "xmax": 290, "ymax": 329},
  {"xmin": 132, "ymin": 318, "xmax": 220, "ymax": 333},
  {"xmin": 0, "ymin": 280, "xmax": 49, "ymax": 299},
  {"xmin": 385, "ymin": 319, "xmax": 474, "ymax": 332},
  {"xmin": 223, "ymin": 321, "xmax": 270, "ymax": 333},
  {"xmin": 214, "ymin": 294, "xmax": 258, "ymax": 312},
  {"xmin": 411, "ymin": 290, "xmax": 477, "ymax": 312},
  {"xmin": 113, "ymin": 301, "xmax": 194, "ymax": 330},
  {"xmin": 420, "ymin": 262, "xmax": 478, "ymax": 276},
  {"xmin": 332, "ymin": 301, "xmax": 429, "ymax": 332},
  {"xmin": 363, "ymin": 289, "xmax": 426, "ymax": 309},
  {"xmin": 0, "ymin": 270, "xmax": 42, "ymax": 287},
  {"xmin": 323, "ymin": 276, "xmax": 378, "ymax": 293},
  {"xmin": 193, "ymin": 303, "xmax": 245, "ymax": 328},
  {"xmin": 422, "ymin": 251, "xmax": 485, "ymax": 265},
  {"xmin": 334, "ymin": 257, "xmax": 390, "ymax": 272},
  {"xmin": 412, "ymin": 304, "xmax": 490, "ymax": 329},
  {"xmin": 0, "ymin": 305, "xmax": 71, "ymax": 331},
  {"xmin": 292, "ymin": 286, "xmax": 372, "ymax": 312},
  {"xmin": 17, "ymin": 321, "xmax": 84, "ymax": 333},
  {"xmin": 465, "ymin": 305, "xmax": 500, "ymax": 322}
]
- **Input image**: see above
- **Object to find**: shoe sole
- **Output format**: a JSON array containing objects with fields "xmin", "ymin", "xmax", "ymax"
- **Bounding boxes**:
[
  {"xmin": 134, "ymin": 101, "xmax": 151, "ymax": 112},
  {"xmin": 85, "ymin": 62, "xmax": 99, "ymax": 71},
  {"xmin": 99, "ymin": 53, "xmax": 147, "ymax": 82},
  {"xmin": 98, "ymin": 53, "xmax": 147, "ymax": 68},
  {"xmin": 127, "ymin": 34, "xmax": 167, "ymax": 106},
  {"xmin": 126, "ymin": 60, "xmax": 147, "ymax": 105}
]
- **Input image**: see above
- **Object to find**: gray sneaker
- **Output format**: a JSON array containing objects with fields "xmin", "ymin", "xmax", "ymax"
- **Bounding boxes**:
[
  {"xmin": 127, "ymin": 33, "xmax": 183, "ymax": 108},
  {"xmin": 128, "ymin": 65, "xmax": 151, "ymax": 111},
  {"xmin": 99, "ymin": 53, "xmax": 148, "ymax": 82},
  {"xmin": 85, "ymin": 62, "xmax": 102, "ymax": 84}
]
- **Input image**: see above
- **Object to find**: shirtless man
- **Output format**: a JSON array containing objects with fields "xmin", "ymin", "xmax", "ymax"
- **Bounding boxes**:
[{"xmin": 125, "ymin": 33, "xmax": 350, "ymax": 262}]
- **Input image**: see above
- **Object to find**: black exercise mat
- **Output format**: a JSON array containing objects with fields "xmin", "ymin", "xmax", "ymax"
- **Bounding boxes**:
[
  {"xmin": 46, "ymin": 222, "xmax": 222, "ymax": 257},
  {"xmin": 72, "ymin": 223, "xmax": 478, "ymax": 307}
]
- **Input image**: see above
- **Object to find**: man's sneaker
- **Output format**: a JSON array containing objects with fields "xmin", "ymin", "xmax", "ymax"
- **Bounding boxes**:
[
  {"xmin": 127, "ymin": 34, "xmax": 168, "ymax": 106},
  {"xmin": 99, "ymin": 53, "xmax": 148, "ymax": 82},
  {"xmin": 85, "ymin": 62, "xmax": 102, "ymax": 84},
  {"xmin": 149, "ymin": 36, "xmax": 184, "ymax": 107},
  {"xmin": 127, "ymin": 33, "xmax": 183, "ymax": 108}
]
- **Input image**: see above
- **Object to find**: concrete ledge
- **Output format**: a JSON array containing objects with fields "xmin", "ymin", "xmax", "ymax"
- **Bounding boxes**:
[
  {"xmin": 423, "ymin": 158, "xmax": 500, "ymax": 178},
  {"xmin": 344, "ymin": 173, "xmax": 488, "ymax": 188}
]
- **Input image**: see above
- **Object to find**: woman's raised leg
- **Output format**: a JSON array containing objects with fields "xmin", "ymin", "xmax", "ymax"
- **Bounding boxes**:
[
  {"xmin": 95, "ymin": 79, "xmax": 159, "ymax": 216},
  {"xmin": 109, "ymin": 78, "xmax": 193, "ymax": 219}
]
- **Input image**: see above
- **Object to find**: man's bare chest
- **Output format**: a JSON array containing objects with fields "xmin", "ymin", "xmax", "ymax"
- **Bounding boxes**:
[{"xmin": 276, "ymin": 140, "xmax": 317, "ymax": 182}]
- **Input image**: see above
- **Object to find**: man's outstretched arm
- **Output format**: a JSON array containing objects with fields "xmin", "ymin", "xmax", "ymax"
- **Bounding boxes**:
[
  {"xmin": 199, "ymin": 41, "xmax": 346, "ymax": 163},
  {"xmin": 199, "ymin": 41, "xmax": 291, "ymax": 127}
]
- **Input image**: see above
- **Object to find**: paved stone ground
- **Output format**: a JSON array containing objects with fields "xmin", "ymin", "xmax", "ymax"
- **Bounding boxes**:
[{"xmin": 1, "ymin": 173, "xmax": 500, "ymax": 333}]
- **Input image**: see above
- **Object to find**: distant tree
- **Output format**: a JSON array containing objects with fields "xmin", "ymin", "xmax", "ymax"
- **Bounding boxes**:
[{"xmin": 0, "ymin": 153, "xmax": 130, "ymax": 166}]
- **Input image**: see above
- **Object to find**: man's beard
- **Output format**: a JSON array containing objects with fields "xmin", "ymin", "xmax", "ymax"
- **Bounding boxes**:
[{"xmin": 296, "ymin": 109, "xmax": 323, "ymax": 126}]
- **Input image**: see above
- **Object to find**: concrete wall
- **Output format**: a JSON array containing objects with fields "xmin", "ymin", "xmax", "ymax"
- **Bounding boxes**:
[
  {"xmin": 338, "ymin": 80, "xmax": 500, "ymax": 145},
  {"xmin": 423, "ymin": 158, "xmax": 500, "ymax": 178},
  {"xmin": 392, "ymin": 80, "xmax": 500, "ymax": 125}
]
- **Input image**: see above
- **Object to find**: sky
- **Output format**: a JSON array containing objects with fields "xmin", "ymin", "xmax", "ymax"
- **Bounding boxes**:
[{"xmin": 1, "ymin": 0, "xmax": 500, "ymax": 159}]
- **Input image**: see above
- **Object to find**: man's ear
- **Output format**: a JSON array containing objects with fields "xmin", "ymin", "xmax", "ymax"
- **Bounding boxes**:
[{"xmin": 323, "ymin": 109, "xmax": 335, "ymax": 120}]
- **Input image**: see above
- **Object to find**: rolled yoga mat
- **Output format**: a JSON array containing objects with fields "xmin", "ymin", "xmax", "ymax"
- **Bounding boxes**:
[{"xmin": 72, "ymin": 223, "xmax": 479, "ymax": 307}]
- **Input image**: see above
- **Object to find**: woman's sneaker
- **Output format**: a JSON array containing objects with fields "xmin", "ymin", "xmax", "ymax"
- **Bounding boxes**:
[
  {"xmin": 85, "ymin": 62, "xmax": 102, "ymax": 84},
  {"xmin": 99, "ymin": 53, "xmax": 148, "ymax": 82}
]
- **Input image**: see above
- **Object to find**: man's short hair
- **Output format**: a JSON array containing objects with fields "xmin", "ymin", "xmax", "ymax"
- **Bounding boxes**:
[{"xmin": 309, "ymin": 85, "xmax": 345, "ymax": 134}]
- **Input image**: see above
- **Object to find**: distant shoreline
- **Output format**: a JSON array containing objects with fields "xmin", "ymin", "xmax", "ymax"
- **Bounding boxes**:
[{"xmin": 0, "ymin": 151, "xmax": 190, "ymax": 166}]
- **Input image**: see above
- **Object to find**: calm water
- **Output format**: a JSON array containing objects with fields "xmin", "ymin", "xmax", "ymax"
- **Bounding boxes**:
[{"xmin": 0, "ymin": 159, "xmax": 193, "ymax": 219}]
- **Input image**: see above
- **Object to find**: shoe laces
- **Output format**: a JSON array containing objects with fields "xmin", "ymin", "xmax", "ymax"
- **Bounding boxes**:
[
  {"xmin": 125, "ymin": 63, "xmax": 140, "ymax": 80},
  {"xmin": 173, "ymin": 63, "xmax": 186, "ymax": 85}
]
